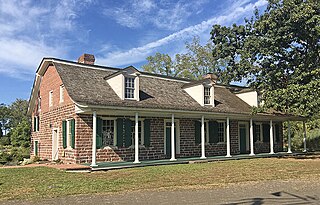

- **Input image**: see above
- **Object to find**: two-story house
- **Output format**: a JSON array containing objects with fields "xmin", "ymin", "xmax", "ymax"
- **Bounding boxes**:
[{"xmin": 27, "ymin": 54, "xmax": 302, "ymax": 166}]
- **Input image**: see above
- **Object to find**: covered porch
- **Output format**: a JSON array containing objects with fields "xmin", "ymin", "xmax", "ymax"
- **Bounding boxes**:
[
  {"xmin": 75, "ymin": 105, "xmax": 307, "ymax": 167},
  {"xmin": 83, "ymin": 152, "xmax": 307, "ymax": 172}
]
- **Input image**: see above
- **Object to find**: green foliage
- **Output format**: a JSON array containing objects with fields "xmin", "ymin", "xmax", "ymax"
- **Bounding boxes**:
[
  {"xmin": 0, "ymin": 99, "xmax": 31, "ymax": 148},
  {"xmin": 142, "ymin": 53, "xmax": 175, "ymax": 76},
  {"xmin": 10, "ymin": 120, "xmax": 31, "ymax": 148},
  {"xmin": 211, "ymin": 0, "xmax": 320, "ymax": 117},
  {"xmin": 0, "ymin": 103, "xmax": 9, "ymax": 135},
  {"xmin": 0, "ymin": 137, "xmax": 10, "ymax": 146},
  {"xmin": 142, "ymin": 36, "xmax": 225, "ymax": 81},
  {"xmin": 8, "ymin": 99, "xmax": 30, "ymax": 128},
  {"xmin": 0, "ymin": 145, "xmax": 30, "ymax": 164}
]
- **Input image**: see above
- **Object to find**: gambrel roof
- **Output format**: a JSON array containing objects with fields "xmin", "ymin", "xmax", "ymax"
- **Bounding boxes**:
[
  {"xmin": 53, "ymin": 61, "xmax": 252, "ymax": 114},
  {"xmin": 27, "ymin": 58, "xmax": 305, "ymax": 121}
]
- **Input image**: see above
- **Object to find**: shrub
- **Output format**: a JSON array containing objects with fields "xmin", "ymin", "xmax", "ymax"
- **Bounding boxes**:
[
  {"xmin": 0, "ymin": 146, "xmax": 30, "ymax": 165},
  {"xmin": 291, "ymin": 129, "xmax": 320, "ymax": 151},
  {"xmin": 0, "ymin": 137, "xmax": 10, "ymax": 146}
]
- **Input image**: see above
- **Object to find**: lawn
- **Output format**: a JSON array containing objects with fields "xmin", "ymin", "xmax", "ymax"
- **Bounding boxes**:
[{"xmin": 1, "ymin": 158, "xmax": 320, "ymax": 201}]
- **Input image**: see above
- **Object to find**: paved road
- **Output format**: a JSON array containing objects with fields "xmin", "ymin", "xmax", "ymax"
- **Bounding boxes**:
[{"xmin": 1, "ymin": 180, "xmax": 319, "ymax": 205}]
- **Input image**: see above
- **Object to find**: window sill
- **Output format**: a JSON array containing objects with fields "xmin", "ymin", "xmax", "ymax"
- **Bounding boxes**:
[
  {"xmin": 101, "ymin": 145, "xmax": 118, "ymax": 150},
  {"xmin": 129, "ymin": 145, "xmax": 145, "ymax": 149},
  {"xmin": 65, "ymin": 147, "xmax": 74, "ymax": 151},
  {"xmin": 124, "ymin": 98, "xmax": 138, "ymax": 101}
]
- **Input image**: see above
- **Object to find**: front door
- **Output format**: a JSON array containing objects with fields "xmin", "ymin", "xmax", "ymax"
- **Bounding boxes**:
[
  {"xmin": 52, "ymin": 129, "xmax": 59, "ymax": 161},
  {"xmin": 239, "ymin": 124, "xmax": 247, "ymax": 154},
  {"xmin": 165, "ymin": 127, "xmax": 177, "ymax": 158}
]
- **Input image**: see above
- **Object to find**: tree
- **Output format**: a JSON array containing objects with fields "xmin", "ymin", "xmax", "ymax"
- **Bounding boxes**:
[
  {"xmin": 0, "ymin": 103, "xmax": 9, "ymax": 136},
  {"xmin": 8, "ymin": 99, "xmax": 30, "ymax": 129},
  {"xmin": 10, "ymin": 119, "xmax": 31, "ymax": 148},
  {"xmin": 211, "ymin": 0, "xmax": 320, "ymax": 117},
  {"xmin": 142, "ymin": 36, "xmax": 225, "ymax": 81},
  {"xmin": 142, "ymin": 53, "xmax": 176, "ymax": 77}
]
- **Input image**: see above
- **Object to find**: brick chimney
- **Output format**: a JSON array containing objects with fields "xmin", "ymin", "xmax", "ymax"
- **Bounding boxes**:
[
  {"xmin": 203, "ymin": 73, "xmax": 218, "ymax": 83},
  {"xmin": 78, "ymin": 54, "xmax": 95, "ymax": 65}
]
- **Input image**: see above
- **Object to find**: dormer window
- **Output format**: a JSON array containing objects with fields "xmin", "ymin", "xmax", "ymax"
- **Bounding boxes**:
[
  {"xmin": 204, "ymin": 87, "xmax": 211, "ymax": 105},
  {"xmin": 125, "ymin": 77, "xmax": 135, "ymax": 99}
]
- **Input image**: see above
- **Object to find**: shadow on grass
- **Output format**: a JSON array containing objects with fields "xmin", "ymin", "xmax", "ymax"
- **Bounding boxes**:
[{"xmin": 225, "ymin": 191, "xmax": 319, "ymax": 205}]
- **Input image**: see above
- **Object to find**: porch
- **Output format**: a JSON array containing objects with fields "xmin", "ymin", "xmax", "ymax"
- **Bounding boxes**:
[{"xmin": 79, "ymin": 152, "xmax": 304, "ymax": 172}]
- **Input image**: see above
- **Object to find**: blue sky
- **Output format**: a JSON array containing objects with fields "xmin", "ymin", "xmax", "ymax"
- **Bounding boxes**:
[{"xmin": 0, "ymin": 0, "xmax": 267, "ymax": 105}]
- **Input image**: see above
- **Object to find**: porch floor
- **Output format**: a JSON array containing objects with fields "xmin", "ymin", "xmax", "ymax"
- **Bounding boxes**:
[{"xmin": 83, "ymin": 152, "xmax": 304, "ymax": 172}]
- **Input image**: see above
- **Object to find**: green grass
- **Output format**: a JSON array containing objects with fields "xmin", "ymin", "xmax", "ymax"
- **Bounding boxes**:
[{"xmin": 1, "ymin": 158, "xmax": 320, "ymax": 201}]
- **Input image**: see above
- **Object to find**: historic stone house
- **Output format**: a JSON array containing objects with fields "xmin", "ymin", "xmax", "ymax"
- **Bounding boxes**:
[{"xmin": 27, "ymin": 54, "xmax": 301, "ymax": 166}]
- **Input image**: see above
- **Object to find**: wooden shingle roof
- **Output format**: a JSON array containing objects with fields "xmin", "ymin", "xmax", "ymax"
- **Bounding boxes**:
[{"xmin": 54, "ymin": 62, "xmax": 253, "ymax": 115}]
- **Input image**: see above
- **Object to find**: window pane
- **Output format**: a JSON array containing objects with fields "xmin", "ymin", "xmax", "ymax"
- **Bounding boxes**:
[
  {"xmin": 102, "ymin": 120, "xmax": 115, "ymax": 146},
  {"xmin": 218, "ymin": 122, "xmax": 225, "ymax": 142},
  {"xmin": 125, "ymin": 77, "xmax": 135, "ymax": 99},
  {"xmin": 204, "ymin": 87, "xmax": 211, "ymax": 104}
]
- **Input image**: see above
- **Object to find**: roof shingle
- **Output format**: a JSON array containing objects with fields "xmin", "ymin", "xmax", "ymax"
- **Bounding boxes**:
[{"xmin": 54, "ymin": 62, "xmax": 252, "ymax": 114}]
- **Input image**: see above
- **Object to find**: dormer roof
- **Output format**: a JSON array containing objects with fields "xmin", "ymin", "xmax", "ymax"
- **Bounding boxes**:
[{"xmin": 104, "ymin": 65, "xmax": 140, "ymax": 80}]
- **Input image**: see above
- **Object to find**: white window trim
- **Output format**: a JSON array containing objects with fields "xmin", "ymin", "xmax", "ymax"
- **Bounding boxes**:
[
  {"xmin": 123, "ymin": 74, "xmax": 140, "ymax": 101},
  {"xmin": 38, "ymin": 97, "xmax": 41, "ymax": 112},
  {"xmin": 254, "ymin": 123, "xmax": 263, "ymax": 142},
  {"xmin": 49, "ymin": 90, "xmax": 53, "ymax": 107},
  {"xmin": 163, "ymin": 119, "xmax": 180, "ymax": 155},
  {"xmin": 100, "ymin": 117, "xmax": 117, "ymax": 147},
  {"xmin": 217, "ymin": 120, "xmax": 226, "ymax": 144},
  {"xmin": 59, "ymin": 85, "xmax": 64, "ymax": 103},
  {"xmin": 34, "ymin": 116, "xmax": 39, "ymax": 132},
  {"xmin": 129, "ymin": 118, "xmax": 145, "ymax": 148},
  {"xmin": 65, "ymin": 118, "xmax": 74, "ymax": 150},
  {"xmin": 124, "ymin": 76, "xmax": 135, "ymax": 100},
  {"xmin": 196, "ymin": 120, "xmax": 210, "ymax": 144},
  {"xmin": 204, "ymin": 86, "xmax": 211, "ymax": 105}
]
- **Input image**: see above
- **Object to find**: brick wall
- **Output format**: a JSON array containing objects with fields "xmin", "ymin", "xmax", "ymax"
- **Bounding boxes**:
[
  {"xmin": 31, "ymin": 65, "xmax": 76, "ymax": 163},
  {"xmin": 30, "ymin": 64, "xmax": 283, "ymax": 164}
]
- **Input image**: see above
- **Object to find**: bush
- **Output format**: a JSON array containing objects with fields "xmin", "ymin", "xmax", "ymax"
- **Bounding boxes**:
[
  {"xmin": 291, "ymin": 129, "xmax": 320, "ymax": 151},
  {"xmin": 0, "ymin": 146, "xmax": 30, "ymax": 165},
  {"xmin": 0, "ymin": 137, "xmax": 10, "ymax": 146}
]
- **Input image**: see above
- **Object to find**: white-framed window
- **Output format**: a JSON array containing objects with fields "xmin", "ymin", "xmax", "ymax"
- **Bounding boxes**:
[
  {"xmin": 131, "ymin": 120, "xmax": 144, "ymax": 146},
  {"xmin": 102, "ymin": 119, "xmax": 117, "ymax": 146},
  {"xmin": 38, "ymin": 97, "xmax": 41, "ymax": 111},
  {"xmin": 60, "ymin": 85, "xmax": 64, "ymax": 103},
  {"xmin": 255, "ymin": 123, "xmax": 263, "ymax": 141},
  {"xmin": 217, "ymin": 121, "xmax": 226, "ymax": 143},
  {"xmin": 125, "ymin": 77, "xmax": 135, "ymax": 99},
  {"xmin": 49, "ymin": 90, "xmax": 53, "ymax": 107},
  {"xmin": 34, "ymin": 116, "xmax": 40, "ymax": 132},
  {"xmin": 197, "ymin": 120, "xmax": 210, "ymax": 143},
  {"xmin": 67, "ymin": 120, "xmax": 72, "ymax": 148},
  {"xmin": 204, "ymin": 86, "xmax": 211, "ymax": 105}
]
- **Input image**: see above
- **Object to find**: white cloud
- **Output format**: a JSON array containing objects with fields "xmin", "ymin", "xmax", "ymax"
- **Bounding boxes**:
[
  {"xmin": 96, "ymin": 0, "xmax": 268, "ymax": 67},
  {"xmin": 103, "ymin": 0, "xmax": 208, "ymax": 30},
  {"xmin": 0, "ymin": 0, "xmax": 94, "ymax": 79}
]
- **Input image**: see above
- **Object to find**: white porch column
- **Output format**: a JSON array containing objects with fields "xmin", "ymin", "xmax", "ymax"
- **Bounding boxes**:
[
  {"xmin": 249, "ymin": 118, "xmax": 255, "ymax": 156},
  {"xmin": 226, "ymin": 117, "xmax": 231, "ymax": 157},
  {"xmin": 90, "ymin": 111, "xmax": 97, "ymax": 167},
  {"xmin": 287, "ymin": 121, "xmax": 292, "ymax": 153},
  {"xmin": 303, "ymin": 121, "xmax": 307, "ymax": 152},
  {"xmin": 269, "ymin": 120, "xmax": 275, "ymax": 154},
  {"xmin": 170, "ymin": 114, "xmax": 176, "ymax": 161},
  {"xmin": 200, "ymin": 116, "xmax": 206, "ymax": 159},
  {"xmin": 134, "ymin": 112, "xmax": 140, "ymax": 163}
]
